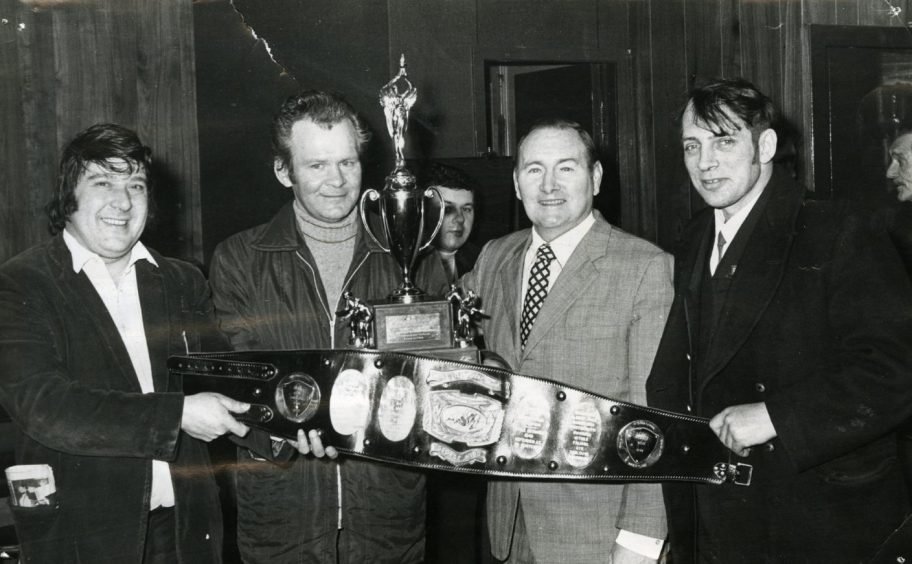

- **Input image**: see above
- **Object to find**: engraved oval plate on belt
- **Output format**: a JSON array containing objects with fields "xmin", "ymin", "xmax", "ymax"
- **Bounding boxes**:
[
  {"xmin": 509, "ymin": 393, "xmax": 551, "ymax": 460},
  {"xmin": 275, "ymin": 372, "xmax": 321, "ymax": 423},
  {"xmin": 377, "ymin": 375, "xmax": 417, "ymax": 442},
  {"xmin": 562, "ymin": 400, "xmax": 603, "ymax": 469},
  {"xmin": 616, "ymin": 419, "xmax": 664, "ymax": 469},
  {"xmin": 330, "ymin": 369, "xmax": 373, "ymax": 435}
]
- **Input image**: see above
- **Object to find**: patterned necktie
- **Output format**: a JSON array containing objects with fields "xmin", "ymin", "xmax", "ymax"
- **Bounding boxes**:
[{"xmin": 520, "ymin": 243, "xmax": 556, "ymax": 349}]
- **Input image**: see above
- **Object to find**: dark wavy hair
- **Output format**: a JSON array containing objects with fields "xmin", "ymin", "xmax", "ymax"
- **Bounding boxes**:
[
  {"xmin": 681, "ymin": 77, "xmax": 777, "ymax": 140},
  {"xmin": 271, "ymin": 90, "xmax": 371, "ymax": 178},
  {"xmin": 421, "ymin": 162, "xmax": 477, "ymax": 195},
  {"xmin": 45, "ymin": 123, "xmax": 153, "ymax": 235},
  {"xmin": 515, "ymin": 118, "xmax": 599, "ymax": 171}
]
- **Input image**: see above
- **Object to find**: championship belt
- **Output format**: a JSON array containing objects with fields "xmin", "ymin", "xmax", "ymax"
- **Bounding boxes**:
[{"xmin": 172, "ymin": 349, "xmax": 752, "ymax": 485}]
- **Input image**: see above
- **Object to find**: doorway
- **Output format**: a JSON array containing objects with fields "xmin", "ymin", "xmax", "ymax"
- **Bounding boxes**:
[{"xmin": 486, "ymin": 62, "xmax": 620, "ymax": 227}]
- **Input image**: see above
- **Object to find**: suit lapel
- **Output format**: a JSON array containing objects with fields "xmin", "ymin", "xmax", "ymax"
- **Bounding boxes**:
[
  {"xmin": 520, "ymin": 220, "xmax": 606, "ymax": 360},
  {"xmin": 137, "ymin": 260, "xmax": 171, "ymax": 393},
  {"xmin": 680, "ymin": 215, "xmax": 713, "ymax": 351},
  {"xmin": 48, "ymin": 238, "xmax": 143, "ymax": 392},
  {"xmin": 498, "ymin": 234, "xmax": 528, "ymax": 362},
  {"xmin": 698, "ymin": 172, "xmax": 803, "ymax": 392}
]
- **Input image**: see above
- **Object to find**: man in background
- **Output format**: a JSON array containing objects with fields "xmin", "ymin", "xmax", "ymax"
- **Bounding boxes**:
[
  {"xmin": 886, "ymin": 128, "xmax": 912, "ymax": 276},
  {"xmin": 209, "ymin": 91, "xmax": 447, "ymax": 563},
  {"xmin": 647, "ymin": 78, "xmax": 912, "ymax": 563},
  {"xmin": 462, "ymin": 118, "xmax": 673, "ymax": 563},
  {"xmin": 0, "ymin": 123, "xmax": 249, "ymax": 563},
  {"xmin": 425, "ymin": 162, "xmax": 480, "ymax": 282}
]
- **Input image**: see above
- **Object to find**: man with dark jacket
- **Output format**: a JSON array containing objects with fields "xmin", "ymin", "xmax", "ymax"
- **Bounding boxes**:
[
  {"xmin": 886, "ymin": 127, "xmax": 912, "ymax": 277},
  {"xmin": 0, "ymin": 123, "xmax": 250, "ymax": 563},
  {"xmin": 424, "ymin": 162, "xmax": 481, "ymax": 282},
  {"xmin": 646, "ymin": 78, "xmax": 912, "ymax": 563},
  {"xmin": 209, "ymin": 91, "xmax": 447, "ymax": 563}
]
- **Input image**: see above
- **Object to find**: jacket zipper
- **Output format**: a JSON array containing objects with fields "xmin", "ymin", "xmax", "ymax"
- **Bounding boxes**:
[{"xmin": 295, "ymin": 248, "xmax": 372, "ymax": 531}]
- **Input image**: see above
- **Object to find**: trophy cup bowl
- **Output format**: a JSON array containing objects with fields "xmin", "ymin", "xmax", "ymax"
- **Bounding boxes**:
[{"xmin": 359, "ymin": 166, "xmax": 445, "ymax": 303}]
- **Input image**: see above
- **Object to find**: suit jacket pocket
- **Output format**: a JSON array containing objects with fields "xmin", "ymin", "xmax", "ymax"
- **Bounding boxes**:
[
  {"xmin": 814, "ymin": 440, "xmax": 898, "ymax": 485},
  {"xmin": 10, "ymin": 499, "xmax": 59, "ymax": 547},
  {"xmin": 543, "ymin": 318, "xmax": 627, "ymax": 395}
]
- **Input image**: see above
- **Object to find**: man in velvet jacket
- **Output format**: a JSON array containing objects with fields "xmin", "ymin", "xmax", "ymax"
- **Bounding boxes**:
[
  {"xmin": 646, "ymin": 79, "xmax": 912, "ymax": 563},
  {"xmin": 0, "ymin": 124, "xmax": 250, "ymax": 563}
]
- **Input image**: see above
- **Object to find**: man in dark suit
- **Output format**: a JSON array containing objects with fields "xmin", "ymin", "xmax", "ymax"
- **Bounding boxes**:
[
  {"xmin": 0, "ymin": 124, "xmax": 250, "ymax": 563},
  {"xmin": 425, "ymin": 162, "xmax": 481, "ymax": 282},
  {"xmin": 647, "ymin": 78, "xmax": 912, "ymax": 563},
  {"xmin": 463, "ymin": 119, "xmax": 673, "ymax": 563}
]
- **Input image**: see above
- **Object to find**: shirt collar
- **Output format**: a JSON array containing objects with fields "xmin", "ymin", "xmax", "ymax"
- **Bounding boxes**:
[
  {"xmin": 529, "ymin": 212, "xmax": 596, "ymax": 267},
  {"xmin": 713, "ymin": 185, "xmax": 765, "ymax": 246},
  {"xmin": 63, "ymin": 229, "xmax": 158, "ymax": 274}
]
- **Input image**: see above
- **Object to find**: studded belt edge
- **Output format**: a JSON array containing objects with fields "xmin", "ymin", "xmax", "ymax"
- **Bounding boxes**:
[{"xmin": 169, "ymin": 349, "xmax": 752, "ymax": 486}]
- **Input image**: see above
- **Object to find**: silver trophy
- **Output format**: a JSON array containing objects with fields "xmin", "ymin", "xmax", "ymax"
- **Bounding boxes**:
[
  {"xmin": 348, "ymin": 56, "xmax": 478, "ymax": 361},
  {"xmin": 359, "ymin": 54, "xmax": 445, "ymax": 303}
]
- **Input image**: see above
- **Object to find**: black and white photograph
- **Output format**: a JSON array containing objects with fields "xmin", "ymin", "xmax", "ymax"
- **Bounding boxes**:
[{"xmin": 1, "ymin": 1, "xmax": 912, "ymax": 563}]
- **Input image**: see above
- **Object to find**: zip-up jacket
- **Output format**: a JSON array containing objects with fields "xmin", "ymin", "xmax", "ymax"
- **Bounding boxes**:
[{"xmin": 209, "ymin": 202, "xmax": 448, "ymax": 563}]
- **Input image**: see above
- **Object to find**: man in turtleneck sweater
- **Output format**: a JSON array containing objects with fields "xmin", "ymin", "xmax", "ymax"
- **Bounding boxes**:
[
  {"xmin": 209, "ymin": 91, "xmax": 447, "ymax": 564},
  {"xmin": 294, "ymin": 198, "xmax": 359, "ymax": 310}
]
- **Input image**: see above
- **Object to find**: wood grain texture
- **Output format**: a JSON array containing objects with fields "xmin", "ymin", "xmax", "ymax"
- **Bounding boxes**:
[
  {"xmin": 0, "ymin": 0, "xmax": 201, "ymax": 264},
  {"xmin": 5, "ymin": 0, "xmax": 907, "ymax": 263},
  {"xmin": 0, "ymin": 0, "xmax": 30, "ymax": 262},
  {"xmin": 388, "ymin": 0, "xmax": 477, "ymax": 158},
  {"xmin": 647, "ymin": 0, "xmax": 694, "ymax": 248},
  {"xmin": 476, "ymin": 0, "xmax": 599, "ymax": 52},
  {"xmin": 627, "ymin": 0, "xmax": 654, "ymax": 239}
]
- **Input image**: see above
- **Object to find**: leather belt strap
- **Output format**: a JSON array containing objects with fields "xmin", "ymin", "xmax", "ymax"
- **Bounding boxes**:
[{"xmin": 169, "ymin": 349, "xmax": 751, "ymax": 486}]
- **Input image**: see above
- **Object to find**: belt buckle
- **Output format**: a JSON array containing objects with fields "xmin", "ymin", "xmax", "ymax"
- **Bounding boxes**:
[{"xmin": 714, "ymin": 461, "xmax": 753, "ymax": 486}]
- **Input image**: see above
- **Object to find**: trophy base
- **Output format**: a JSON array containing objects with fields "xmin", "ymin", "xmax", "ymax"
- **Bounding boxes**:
[{"xmin": 372, "ymin": 298, "xmax": 454, "ymax": 351}]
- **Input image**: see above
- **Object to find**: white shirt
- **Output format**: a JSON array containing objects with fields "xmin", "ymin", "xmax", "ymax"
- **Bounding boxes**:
[
  {"xmin": 63, "ymin": 230, "xmax": 175, "ymax": 510},
  {"xmin": 520, "ymin": 213, "xmax": 664, "ymax": 559},
  {"xmin": 520, "ymin": 213, "xmax": 596, "ymax": 308},
  {"xmin": 710, "ymin": 186, "xmax": 766, "ymax": 276}
]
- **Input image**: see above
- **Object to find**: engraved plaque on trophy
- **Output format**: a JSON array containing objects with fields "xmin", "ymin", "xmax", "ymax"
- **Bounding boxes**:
[{"xmin": 346, "ymin": 55, "xmax": 483, "ymax": 361}]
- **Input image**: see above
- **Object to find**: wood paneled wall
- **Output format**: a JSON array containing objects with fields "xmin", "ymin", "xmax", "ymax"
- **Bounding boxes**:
[
  {"xmin": 0, "ymin": 0, "xmax": 200, "ymax": 264},
  {"xmin": 636, "ymin": 0, "xmax": 912, "ymax": 248},
  {"xmin": 365, "ymin": 0, "xmax": 912, "ymax": 248},
  {"xmin": 4, "ymin": 0, "xmax": 909, "ymax": 264}
]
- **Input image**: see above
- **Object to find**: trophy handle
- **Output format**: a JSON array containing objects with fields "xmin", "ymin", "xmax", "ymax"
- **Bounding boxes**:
[
  {"xmin": 359, "ymin": 189, "xmax": 390, "ymax": 253},
  {"xmin": 418, "ymin": 187, "xmax": 446, "ymax": 253}
]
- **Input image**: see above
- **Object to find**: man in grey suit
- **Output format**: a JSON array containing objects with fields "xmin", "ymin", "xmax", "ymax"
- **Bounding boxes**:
[{"xmin": 462, "ymin": 119, "xmax": 673, "ymax": 563}]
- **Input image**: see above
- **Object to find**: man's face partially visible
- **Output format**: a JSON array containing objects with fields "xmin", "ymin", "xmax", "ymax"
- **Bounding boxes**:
[
  {"xmin": 887, "ymin": 133, "xmax": 912, "ymax": 203},
  {"xmin": 434, "ymin": 186, "xmax": 475, "ymax": 253},
  {"xmin": 681, "ymin": 103, "xmax": 776, "ymax": 220},
  {"xmin": 66, "ymin": 159, "xmax": 149, "ymax": 270},
  {"xmin": 275, "ymin": 118, "xmax": 362, "ymax": 223},
  {"xmin": 514, "ymin": 127, "xmax": 602, "ymax": 242}
]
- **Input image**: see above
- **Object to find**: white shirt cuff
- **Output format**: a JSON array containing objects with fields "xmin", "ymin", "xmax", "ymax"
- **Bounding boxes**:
[{"xmin": 615, "ymin": 529, "xmax": 664, "ymax": 560}]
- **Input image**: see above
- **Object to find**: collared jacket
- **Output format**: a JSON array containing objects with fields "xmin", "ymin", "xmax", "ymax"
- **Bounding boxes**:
[
  {"xmin": 0, "ymin": 235, "xmax": 224, "ymax": 564},
  {"xmin": 647, "ymin": 169, "xmax": 912, "ymax": 563},
  {"xmin": 209, "ymin": 202, "xmax": 448, "ymax": 563}
]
